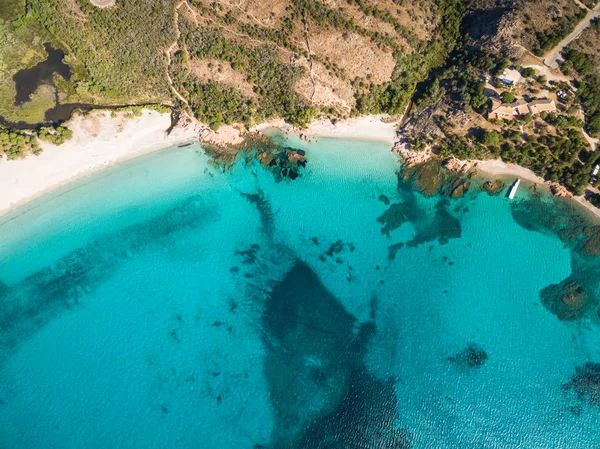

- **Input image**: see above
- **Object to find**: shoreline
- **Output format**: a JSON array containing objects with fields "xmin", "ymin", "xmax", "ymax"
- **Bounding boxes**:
[
  {"xmin": 0, "ymin": 111, "xmax": 398, "ymax": 219},
  {"xmin": 1, "ymin": 108, "xmax": 600, "ymax": 223},
  {"xmin": 0, "ymin": 110, "xmax": 199, "ymax": 219}
]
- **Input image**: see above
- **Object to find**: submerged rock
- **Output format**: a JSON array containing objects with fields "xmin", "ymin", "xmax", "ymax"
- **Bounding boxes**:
[
  {"xmin": 262, "ymin": 261, "xmax": 410, "ymax": 448},
  {"xmin": 448, "ymin": 343, "xmax": 488, "ymax": 370},
  {"xmin": 404, "ymin": 159, "xmax": 444, "ymax": 196},
  {"xmin": 564, "ymin": 362, "xmax": 600, "ymax": 407},
  {"xmin": 540, "ymin": 280, "xmax": 598, "ymax": 321},
  {"xmin": 482, "ymin": 180, "xmax": 506, "ymax": 196},
  {"xmin": 377, "ymin": 203, "xmax": 409, "ymax": 236},
  {"xmin": 449, "ymin": 178, "xmax": 470, "ymax": 199},
  {"xmin": 379, "ymin": 194, "xmax": 390, "ymax": 205},
  {"xmin": 388, "ymin": 242, "xmax": 405, "ymax": 260}
]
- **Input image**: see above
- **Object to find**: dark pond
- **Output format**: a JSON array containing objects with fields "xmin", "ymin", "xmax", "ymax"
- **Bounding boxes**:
[{"xmin": 12, "ymin": 43, "xmax": 72, "ymax": 105}]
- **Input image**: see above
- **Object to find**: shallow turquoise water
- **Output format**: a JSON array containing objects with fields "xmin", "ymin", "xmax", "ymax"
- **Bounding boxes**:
[{"xmin": 1, "ymin": 137, "xmax": 600, "ymax": 448}]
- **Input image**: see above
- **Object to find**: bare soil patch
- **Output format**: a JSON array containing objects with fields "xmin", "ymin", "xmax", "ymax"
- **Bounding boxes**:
[
  {"xmin": 193, "ymin": 0, "xmax": 291, "ymax": 28},
  {"xmin": 90, "ymin": 0, "xmax": 115, "ymax": 8}
]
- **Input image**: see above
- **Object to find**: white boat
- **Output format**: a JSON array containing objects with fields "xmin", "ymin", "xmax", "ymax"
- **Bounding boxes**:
[{"xmin": 508, "ymin": 178, "xmax": 520, "ymax": 200}]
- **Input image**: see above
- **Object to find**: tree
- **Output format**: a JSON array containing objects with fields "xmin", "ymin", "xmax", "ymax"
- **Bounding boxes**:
[
  {"xmin": 480, "ymin": 130, "xmax": 501, "ymax": 146},
  {"xmin": 521, "ymin": 67, "xmax": 536, "ymax": 78},
  {"xmin": 501, "ymin": 91, "xmax": 515, "ymax": 104}
]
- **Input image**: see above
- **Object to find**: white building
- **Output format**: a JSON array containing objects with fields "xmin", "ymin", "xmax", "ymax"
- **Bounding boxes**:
[{"xmin": 499, "ymin": 69, "xmax": 522, "ymax": 86}]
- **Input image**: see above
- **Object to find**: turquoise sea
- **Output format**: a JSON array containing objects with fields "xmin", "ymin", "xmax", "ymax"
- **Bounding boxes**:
[{"xmin": 1, "ymin": 134, "xmax": 600, "ymax": 448}]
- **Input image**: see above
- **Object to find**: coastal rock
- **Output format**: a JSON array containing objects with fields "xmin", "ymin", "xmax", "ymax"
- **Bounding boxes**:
[
  {"xmin": 547, "ymin": 182, "xmax": 573, "ymax": 198},
  {"xmin": 482, "ymin": 180, "xmax": 506, "ymax": 196},
  {"xmin": 393, "ymin": 141, "xmax": 431, "ymax": 167},
  {"xmin": 540, "ymin": 280, "xmax": 597, "ymax": 321},
  {"xmin": 442, "ymin": 157, "xmax": 474, "ymax": 175}
]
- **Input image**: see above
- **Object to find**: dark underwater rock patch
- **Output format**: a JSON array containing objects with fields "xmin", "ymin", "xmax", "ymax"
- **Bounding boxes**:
[
  {"xmin": 563, "ymin": 362, "xmax": 600, "ymax": 408},
  {"xmin": 379, "ymin": 194, "xmax": 390, "ymax": 205},
  {"xmin": 388, "ymin": 242, "xmax": 405, "ymax": 261},
  {"xmin": 540, "ymin": 279, "xmax": 598, "ymax": 321},
  {"xmin": 261, "ymin": 261, "xmax": 409, "ymax": 448},
  {"xmin": 235, "ymin": 243, "xmax": 261, "ymax": 264},
  {"xmin": 0, "ymin": 195, "xmax": 211, "ymax": 368},
  {"xmin": 241, "ymin": 189, "xmax": 275, "ymax": 235},
  {"xmin": 377, "ymin": 203, "xmax": 409, "ymax": 236},
  {"xmin": 406, "ymin": 199, "xmax": 462, "ymax": 247},
  {"xmin": 448, "ymin": 343, "xmax": 488, "ymax": 370}
]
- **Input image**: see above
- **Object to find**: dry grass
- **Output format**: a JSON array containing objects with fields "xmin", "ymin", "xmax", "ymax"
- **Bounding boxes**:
[
  {"xmin": 294, "ymin": 58, "xmax": 355, "ymax": 112},
  {"xmin": 513, "ymin": 0, "xmax": 585, "ymax": 50},
  {"xmin": 308, "ymin": 29, "xmax": 396, "ymax": 83},
  {"xmin": 570, "ymin": 24, "xmax": 600, "ymax": 74},
  {"xmin": 192, "ymin": 0, "xmax": 292, "ymax": 28},
  {"xmin": 189, "ymin": 58, "xmax": 258, "ymax": 98}
]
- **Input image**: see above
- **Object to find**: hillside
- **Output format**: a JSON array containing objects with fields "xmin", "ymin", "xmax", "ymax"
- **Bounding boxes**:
[{"xmin": 0, "ymin": 0, "xmax": 461, "ymax": 132}]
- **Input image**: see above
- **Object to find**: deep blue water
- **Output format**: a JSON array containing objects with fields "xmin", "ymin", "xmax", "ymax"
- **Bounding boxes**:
[{"xmin": 1, "ymin": 136, "xmax": 600, "ymax": 448}]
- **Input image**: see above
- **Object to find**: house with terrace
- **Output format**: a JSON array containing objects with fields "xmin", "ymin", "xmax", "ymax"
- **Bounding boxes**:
[{"xmin": 488, "ymin": 98, "xmax": 556, "ymax": 120}]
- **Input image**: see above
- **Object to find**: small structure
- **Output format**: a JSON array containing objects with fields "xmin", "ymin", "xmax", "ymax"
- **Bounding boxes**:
[
  {"xmin": 508, "ymin": 179, "xmax": 521, "ymax": 200},
  {"xmin": 499, "ymin": 69, "xmax": 522, "ymax": 86},
  {"xmin": 489, "ymin": 98, "xmax": 556, "ymax": 120}
]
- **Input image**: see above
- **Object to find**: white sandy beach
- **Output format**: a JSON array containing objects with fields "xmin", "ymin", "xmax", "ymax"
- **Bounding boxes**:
[
  {"xmin": 476, "ymin": 160, "xmax": 546, "ymax": 184},
  {"xmin": 0, "ymin": 110, "xmax": 198, "ymax": 218},
  {"xmin": 254, "ymin": 115, "xmax": 398, "ymax": 145},
  {"xmin": 2, "ymin": 109, "xmax": 600, "ymax": 222},
  {"xmin": 0, "ymin": 112, "xmax": 398, "ymax": 218}
]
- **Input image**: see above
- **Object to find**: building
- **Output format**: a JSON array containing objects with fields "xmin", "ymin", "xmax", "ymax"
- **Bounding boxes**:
[
  {"xmin": 489, "ymin": 98, "xmax": 556, "ymax": 120},
  {"xmin": 498, "ymin": 69, "xmax": 522, "ymax": 86}
]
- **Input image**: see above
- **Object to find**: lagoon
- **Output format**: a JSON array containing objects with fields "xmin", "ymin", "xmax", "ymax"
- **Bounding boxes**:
[{"xmin": 1, "ymin": 136, "xmax": 599, "ymax": 448}]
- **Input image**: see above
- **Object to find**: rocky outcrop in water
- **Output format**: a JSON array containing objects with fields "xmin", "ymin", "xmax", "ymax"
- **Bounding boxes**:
[
  {"xmin": 403, "ymin": 159, "xmax": 444, "ymax": 196},
  {"xmin": 482, "ymin": 180, "xmax": 506, "ymax": 196},
  {"xmin": 264, "ymin": 148, "xmax": 307, "ymax": 181}
]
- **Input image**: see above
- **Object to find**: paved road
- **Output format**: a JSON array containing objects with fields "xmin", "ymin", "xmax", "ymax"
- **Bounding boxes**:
[{"xmin": 544, "ymin": 3, "xmax": 600, "ymax": 69}]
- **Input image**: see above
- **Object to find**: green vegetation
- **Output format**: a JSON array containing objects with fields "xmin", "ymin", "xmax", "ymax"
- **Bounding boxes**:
[
  {"xmin": 521, "ymin": 67, "xmax": 536, "ymax": 78},
  {"xmin": 438, "ymin": 123, "xmax": 594, "ymax": 194},
  {"xmin": 354, "ymin": 0, "xmax": 465, "ymax": 115},
  {"xmin": 0, "ymin": 128, "xmax": 39, "ymax": 159},
  {"xmin": 29, "ymin": 0, "xmax": 176, "ymax": 103},
  {"xmin": 561, "ymin": 48, "xmax": 600, "ymax": 137},
  {"xmin": 176, "ymin": 27, "xmax": 314, "ymax": 127},
  {"xmin": 37, "ymin": 124, "xmax": 72, "ymax": 145},
  {"xmin": 532, "ymin": 9, "xmax": 586, "ymax": 57},
  {"xmin": 501, "ymin": 91, "xmax": 515, "ymax": 104}
]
